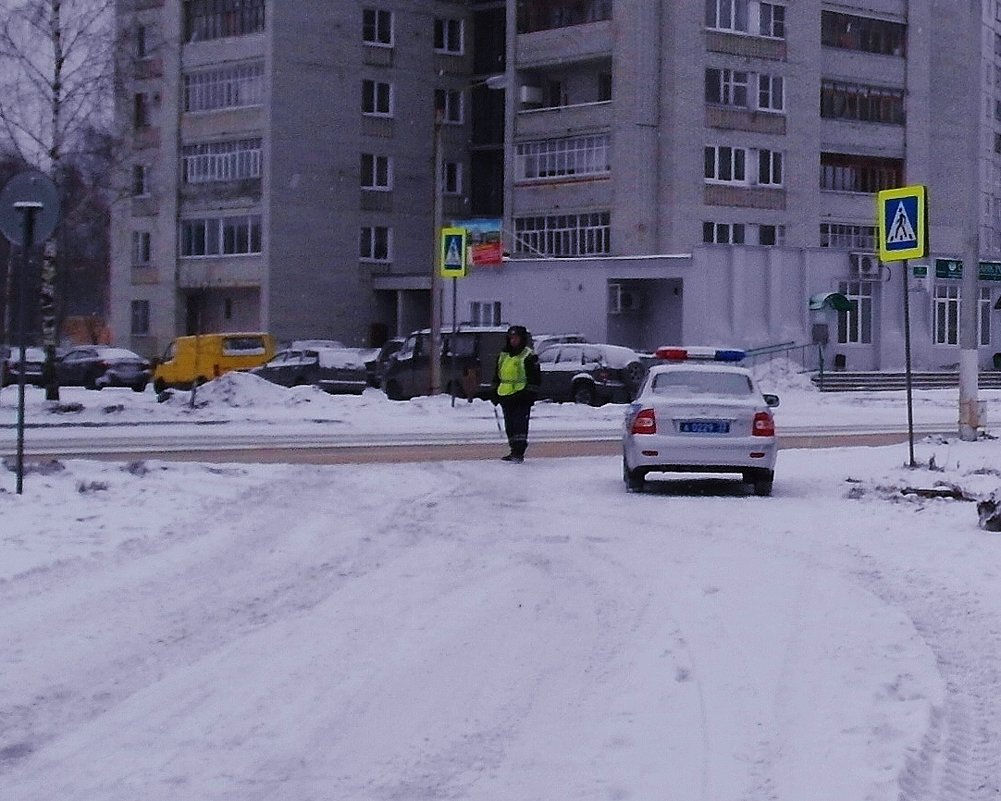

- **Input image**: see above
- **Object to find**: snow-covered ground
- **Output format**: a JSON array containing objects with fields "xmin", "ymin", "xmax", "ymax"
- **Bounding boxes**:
[{"xmin": 2, "ymin": 364, "xmax": 1001, "ymax": 800}]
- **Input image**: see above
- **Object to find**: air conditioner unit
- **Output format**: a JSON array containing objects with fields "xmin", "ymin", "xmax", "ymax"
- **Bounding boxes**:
[
  {"xmin": 608, "ymin": 283, "xmax": 642, "ymax": 314},
  {"xmin": 519, "ymin": 85, "xmax": 544, "ymax": 105},
  {"xmin": 849, "ymin": 252, "xmax": 880, "ymax": 280}
]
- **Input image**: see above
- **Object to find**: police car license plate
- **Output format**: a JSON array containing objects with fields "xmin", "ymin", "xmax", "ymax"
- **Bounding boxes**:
[{"xmin": 679, "ymin": 420, "xmax": 729, "ymax": 434}]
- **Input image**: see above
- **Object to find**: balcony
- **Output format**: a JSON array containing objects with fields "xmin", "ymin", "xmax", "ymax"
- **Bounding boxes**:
[
  {"xmin": 176, "ymin": 257, "xmax": 263, "ymax": 289},
  {"xmin": 516, "ymin": 100, "xmax": 612, "ymax": 138},
  {"xmin": 704, "ymin": 185, "xmax": 786, "ymax": 210},
  {"xmin": 706, "ymin": 30, "xmax": 786, "ymax": 61},
  {"xmin": 517, "ymin": 0, "xmax": 612, "ymax": 34},
  {"xmin": 706, "ymin": 106, "xmax": 786, "ymax": 135},
  {"xmin": 516, "ymin": 19, "xmax": 612, "ymax": 68}
]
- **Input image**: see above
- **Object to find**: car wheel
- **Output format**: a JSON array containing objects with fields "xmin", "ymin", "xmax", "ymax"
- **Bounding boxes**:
[
  {"xmin": 384, "ymin": 380, "xmax": 404, "ymax": 401},
  {"xmin": 132, "ymin": 381, "xmax": 147, "ymax": 393},
  {"xmin": 623, "ymin": 458, "xmax": 645, "ymax": 493},
  {"xmin": 572, "ymin": 381, "xmax": 595, "ymax": 406},
  {"xmin": 750, "ymin": 469, "xmax": 774, "ymax": 497},
  {"xmin": 84, "ymin": 373, "xmax": 99, "ymax": 390},
  {"xmin": 625, "ymin": 361, "xmax": 646, "ymax": 392},
  {"xmin": 445, "ymin": 380, "xmax": 467, "ymax": 399},
  {"xmin": 153, "ymin": 378, "xmax": 167, "ymax": 394}
]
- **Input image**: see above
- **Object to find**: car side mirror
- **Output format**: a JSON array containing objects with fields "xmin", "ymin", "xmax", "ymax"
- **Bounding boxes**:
[{"xmin": 763, "ymin": 393, "xmax": 780, "ymax": 408}]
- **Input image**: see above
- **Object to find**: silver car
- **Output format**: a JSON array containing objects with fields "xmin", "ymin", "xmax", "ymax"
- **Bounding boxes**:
[{"xmin": 622, "ymin": 355, "xmax": 779, "ymax": 495}]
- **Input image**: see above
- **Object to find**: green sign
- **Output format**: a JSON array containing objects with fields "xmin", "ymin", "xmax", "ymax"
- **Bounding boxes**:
[
  {"xmin": 912, "ymin": 264, "xmax": 927, "ymax": 278},
  {"xmin": 934, "ymin": 258, "xmax": 1001, "ymax": 281}
]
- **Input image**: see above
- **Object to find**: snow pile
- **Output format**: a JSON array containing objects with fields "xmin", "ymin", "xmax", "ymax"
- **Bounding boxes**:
[
  {"xmin": 162, "ymin": 371, "xmax": 331, "ymax": 409},
  {"xmin": 750, "ymin": 356, "xmax": 819, "ymax": 393}
]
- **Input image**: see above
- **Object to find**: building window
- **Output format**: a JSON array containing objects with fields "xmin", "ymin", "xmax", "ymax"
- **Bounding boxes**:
[
  {"xmin": 821, "ymin": 11, "xmax": 906, "ymax": 57},
  {"xmin": 759, "ymin": 2, "xmax": 785, "ymax": 37},
  {"xmin": 757, "ymin": 224, "xmax": 784, "ymax": 246},
  {"xmin": 934, "ymin": 284, "xmax": 960, "ymax": 345},
  {"xmin": 705, "ymin": 145, "xmax": 747, "ymax": 184},
  {"xmin": 513, "ymin": 211, "xmax": 611, "ymax": 257},
  {"xmin": 181, "ymin": 138, "xmax": 262, "ymax": 183},
  {"xmin": 820, "ymin": 223, "xmax": 877, "ymax": 250},
  {"xmin": 981, "ymin": 287, "xmax": 992, "ymax": 346},
  {"xmin": 363, "ymin": 8, "xmax": 393, "ymax": 45},
  {"xmin": 434, "ymin": 18, "xmax": 463, "ymax": 54},
  {"xmin": 360, "ymin": 153, "xmax": 392, "ymax": 190},
  {"xmin": 184, "ymin": 0, "xmax": 266, "ymax": 43},
  {"xmin": 820, "ymin": 80, "xmax": 905, "ymax": 125},
  {"xmin": 703, "ymin": 222, "xmax": 746, "ymax": 244},
  {"xmin": 180, "ymin": 215, "xmax": 262, "ymax": 257},
  {"xmin": 757, "ymin": 150, "xmax": 783, "ymax": 186},
  {"xmin": 359, "ymin": 225, "xmax": 391, "ymax": 262},
  {"xmin": 224, "ymin": 298, "xmax": 233, "ymax": 320},
  {"xmin": 443, "ymin": 161, "xmax": 462, "ymax": 195},
  {"xmin": 515, "ymin": 135, "xmax": 610, "ymax": 181},
  {"xmin": 705, "ymin": 68, "xmax": 748, "ymax": 107},
  {"xmin": 820, "ymin": 153, "xmax": 903, "ymax": 193},
  {"xmin": 469, "ymin": 300, "xmax": 502, "ymax": 326},
  {"xmin": 757, "ymin": 74, "xmax": 784, "ymax": 112},
  {"xmin": 134, "ymin": 93, "xmax": 150, "ymax": 129},
  {"xmin": 131, "ymin": 164, "xmax": 150, "ymax": 196},
  {"xmin": 362, "ymin": 79, "xmax": 392, "ymax": 116},
  {"xmin": 837, "ymin": 281, "xmax": 873, "ymax": 344},
  {"xmin": 130, "ymin": 300, "xmax": 150, "ymax": 336},
  {"xmin": 183, "ymin": 61, "xmax": 264, "ymax": 113},
  {"xmin": 517, "ymin": 0, "xmax": 612, "ymax": 34},
  {"xmin": 136, "ymin": 24, "xmax": 149, "ymax": 59},
  {"xmin": 434, "ymin": 89, "xmax": 464, "ymax": 124},
  {"xmin": 598, "ymin": 72, "xmax": 612, "ymax": 102},
  {"xmin": 131, "ymin": 231, "xmax": 151, "ymax": 265},
  {"xmin": 706, "ymin": 0, "xmax": 748, "ymax": 33}
]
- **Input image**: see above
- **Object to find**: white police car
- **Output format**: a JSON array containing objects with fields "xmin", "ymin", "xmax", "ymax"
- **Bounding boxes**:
[{"xmin": 622, "ymin": 347, "xmax": 779, "ymax": 495}]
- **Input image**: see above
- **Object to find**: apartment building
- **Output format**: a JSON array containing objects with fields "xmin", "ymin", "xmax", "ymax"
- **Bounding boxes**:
[
  {"xmin": 111, "ymin": 0, "xmax": 504, "ymax": 356},
  {"xmin": 110, "ymin": 0, "xmax": 1001, "ymax": 370}
]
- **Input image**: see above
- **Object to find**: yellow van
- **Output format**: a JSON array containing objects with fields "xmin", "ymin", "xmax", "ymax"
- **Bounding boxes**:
[{"xmin": 152, "ymin": 332, "xmax": 275, "ymax": 391}]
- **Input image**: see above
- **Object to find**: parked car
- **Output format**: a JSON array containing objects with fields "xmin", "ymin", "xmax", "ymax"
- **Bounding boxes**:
[
  {"xmin": 622, "ymin": 348, "xmax": 779, "ymax": 495},
  {"xmin": 251, "ymin": 347, "xmax": 370, "ymax": 394},
  {"xmin": 536, "ymin": 343, "xmax": 647, "ymax": 405},
  {"xmin": 152, "ymin": 332, "xmax": 275, "ymax": 391},
  {"xmin": 57, "ymin": 346, "xmax": 151, "ymax": 392},
  {"xmin": 531, "ymin": 333, "xmax": 589, "ymax": 354},
  {"xmin": 0, "ymin": 346, "xmax": 47, "ymax": 388},
  {"xmin": 381, "ymin": 326, "xmax": 511, "ymax": 401},
  {"xmin": 366, "ymin": 337, "xmax": 405, "ymax": 388}
]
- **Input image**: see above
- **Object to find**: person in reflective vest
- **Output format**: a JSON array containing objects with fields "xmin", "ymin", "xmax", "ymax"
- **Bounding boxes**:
[{"xmin": 491, "ymin": 325, "xmax": 541, "ymax": 463}]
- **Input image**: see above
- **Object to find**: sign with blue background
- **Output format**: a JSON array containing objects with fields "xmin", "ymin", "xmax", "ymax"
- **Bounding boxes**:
[{"xmin": 877, "ymin": 185, "xmax": 927, "ymax": 262}]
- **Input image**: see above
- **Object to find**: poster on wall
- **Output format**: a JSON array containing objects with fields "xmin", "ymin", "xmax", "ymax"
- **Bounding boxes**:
[{"xmin": 450, "ymin": 218, "xmax": 503, "ymax": 267}]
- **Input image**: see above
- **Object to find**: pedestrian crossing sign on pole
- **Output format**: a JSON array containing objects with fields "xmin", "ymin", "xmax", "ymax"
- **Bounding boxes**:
[
  {"xmin": 439, "ymin": 227, "xmax": 468, "ymax": 278},
  {"xmin": 877, "ymin": 185, "xmax": 928, "ymax": 262}
]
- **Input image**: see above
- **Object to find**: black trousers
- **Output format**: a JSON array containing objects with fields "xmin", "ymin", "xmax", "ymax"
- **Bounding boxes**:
[{"xmin": 500, "ymin": 396, "xmax": 533, "ymax": 457}]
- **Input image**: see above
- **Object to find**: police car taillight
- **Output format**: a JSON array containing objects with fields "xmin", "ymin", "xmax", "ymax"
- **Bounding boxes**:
[
  {"xmin": 654, "ymin": 346, "xmax": 746, "ymax": 362},
  {"xmin": 631, "ymin": 408, "xmax": 657, "ymax": 434}
]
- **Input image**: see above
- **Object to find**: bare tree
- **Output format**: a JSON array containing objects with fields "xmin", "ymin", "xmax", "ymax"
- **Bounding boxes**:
[{"xmin": 0, "ymin": 0, "xmax": 115, "ymax": 400}]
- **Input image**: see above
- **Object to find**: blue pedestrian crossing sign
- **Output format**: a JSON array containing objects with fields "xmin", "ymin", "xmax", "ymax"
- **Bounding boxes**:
[
  {"xmin": 877, "ymin": 185, "xmax": 927, "ymax": 262},
  {"xmin": 439, "ymin": 226, "xmax": 468, "ymax": 278}
]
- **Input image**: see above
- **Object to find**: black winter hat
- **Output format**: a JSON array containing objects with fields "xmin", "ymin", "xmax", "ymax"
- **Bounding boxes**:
[{"xmin": 506, "ymin": 325, "xmax": 529, "ymax": 338}]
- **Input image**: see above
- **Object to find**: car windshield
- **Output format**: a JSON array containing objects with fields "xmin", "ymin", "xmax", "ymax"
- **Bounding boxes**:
[{"xmin": 651, "ymin": 369, "xmax": 753, "ymax": 397}]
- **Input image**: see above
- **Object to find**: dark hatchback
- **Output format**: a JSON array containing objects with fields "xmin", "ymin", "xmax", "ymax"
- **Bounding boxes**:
[
  {"xmin": 251, "ymin": 347, "xmax": 371, "ymax": 394},
  {"xmin": 0, "ymin": 346, "xmax": 47, "ymax": 388},
  {"xmin": 57, "ymin": 346, "xmax": 151, "ymax": 392},
  {"xmin": 536, "ymin": 343, "xmax": 647, "ymax": 406}
]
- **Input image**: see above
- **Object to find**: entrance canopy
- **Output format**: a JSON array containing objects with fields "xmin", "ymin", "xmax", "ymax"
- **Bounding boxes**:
[{"xmin": 808, "ymin": 291, "xmax": 852, "ymax": 312}]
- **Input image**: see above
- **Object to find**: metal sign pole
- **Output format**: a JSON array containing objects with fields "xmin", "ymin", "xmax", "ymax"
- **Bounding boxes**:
[
  {"xmin": 450, "ymin": 277, "xmax": 457, "ymax": 408},
  {"xmin": 14, "ymin": 203, "xmax": 40, "ymax": 494},
  {"xmin": 902, "ymin": 258, "xmax": 916, "ymax": 467}
]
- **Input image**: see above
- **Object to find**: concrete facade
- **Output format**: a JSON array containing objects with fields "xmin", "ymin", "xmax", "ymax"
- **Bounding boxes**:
[{"xmin": 110, "ymin": 1, "xmax": 1001, "ymax": 370}]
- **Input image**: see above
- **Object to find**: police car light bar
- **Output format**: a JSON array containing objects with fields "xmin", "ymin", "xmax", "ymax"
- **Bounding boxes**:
[{"xmin": 654, "ymin": 346, "xmax": 746, "ymax": 362}]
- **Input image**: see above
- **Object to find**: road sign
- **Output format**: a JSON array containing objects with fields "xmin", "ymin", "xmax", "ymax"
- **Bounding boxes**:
[
  {"xmin": 0, "ymin": 170, "xmax": 59, "ymax": 247},
  {"xmin": 877, "ymin": 185, "xmax": 927, "ymax": 262},
  {"xmin": 439, "ymin": 226, "xmax": 468, "ymax": 278}
]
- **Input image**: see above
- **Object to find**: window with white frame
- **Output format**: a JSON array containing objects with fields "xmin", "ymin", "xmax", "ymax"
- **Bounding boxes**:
[
  {"xmin": 705, "ymin": 145, "xmax": 747, "ymax": 183},
  {"xmin": 703, "ymin": 222, "xmax": 746, "ymax": 244},
  {"xmin": 934, "ymin": 284, "xmax": 959, "ymax": 345},
  {"xmin": 469, "ymin": 301, "xmax": 502, "ymax": 326},
  {"xmin": 443, "ymin": 161, "xmax": 462, "ymax": 194},
  {"xmin": 359, "ymin": 225, "xmax": 391, "ymax": 261},
  {"xmin": 184, "ymin": 0, "xmax": 266, "ymax": 42},
  {"xmin": 360, "ymin": 153, "xmax": 392, "ymax": 190},
  {"xmin": 181, "ymin": 138, "xmax": 262, "ymax": 183},
  {"xmin": 180, "ymin": 215, "xmax": 262, "ymax": 257},
  {"xmin": 757, "ymin": 223, "xmax": 785, "ymax": 246},
  {"xmin": 757, "ymin": 74, "xmax": 784, "ymax": 111},
  {"xmin": 362, "ymin": 79, "xmax": 392, "ymax": 116},
  {"xmin": 434, "ymin": 89, "xmax": 463, "ymax": 124},
  {"xmin": 363, "ymin": 8, "xmax": 393, "ymax": 45},
  {"xmin": 513, "ymin": 211, "xmax": 610, "ymax": 257},
  {"xmin": 820, "ymin": 223, "xmax": 877, "ymax": 250},
  {"xmin": 706, "ymin": 0, "xmax": 748, "ymax": 32},
  {"xmin": 183, "ymin": 61, "xmax": 264, "ymax": 113},
  {"xmin": 980, "ymin": 287, "xmax": 992, "ymax": 346},
  {"xmin": 759, "ymin": 2, "xmax": 785, "ymax": 37},
  {"xmin": 515, "ymin": 134, "xmax": 611, "ymax": 181},
  {"xmin": 757, "ymin": 150, "xmax": 783, "ymax": 185},
  {"xmin": 434, "ymin": 17, "xmax": 463, "ymax": 53},
  {"xmin": 837, "ymin": 281, "xmax": 873, "ymax": 344},
  {"xmin": 132, "ymin": 164, "xmax": 150, "ymax": 196},
  {"xmin": 705, "ymin": 68, "xmax": 748, "ymax": 107},
  {"xmin": 131, "ymin": 231, "xmax": 151, "ymax": 265},
  {"xmin": 130, "ymin": 300, "xmax": 150, "ymax": 336}
]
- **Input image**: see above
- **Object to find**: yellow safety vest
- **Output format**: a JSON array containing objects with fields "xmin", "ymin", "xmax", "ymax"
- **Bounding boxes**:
[{"xmin": 497, "ymin": 349, "xmax": 533, "ymax": 396}]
